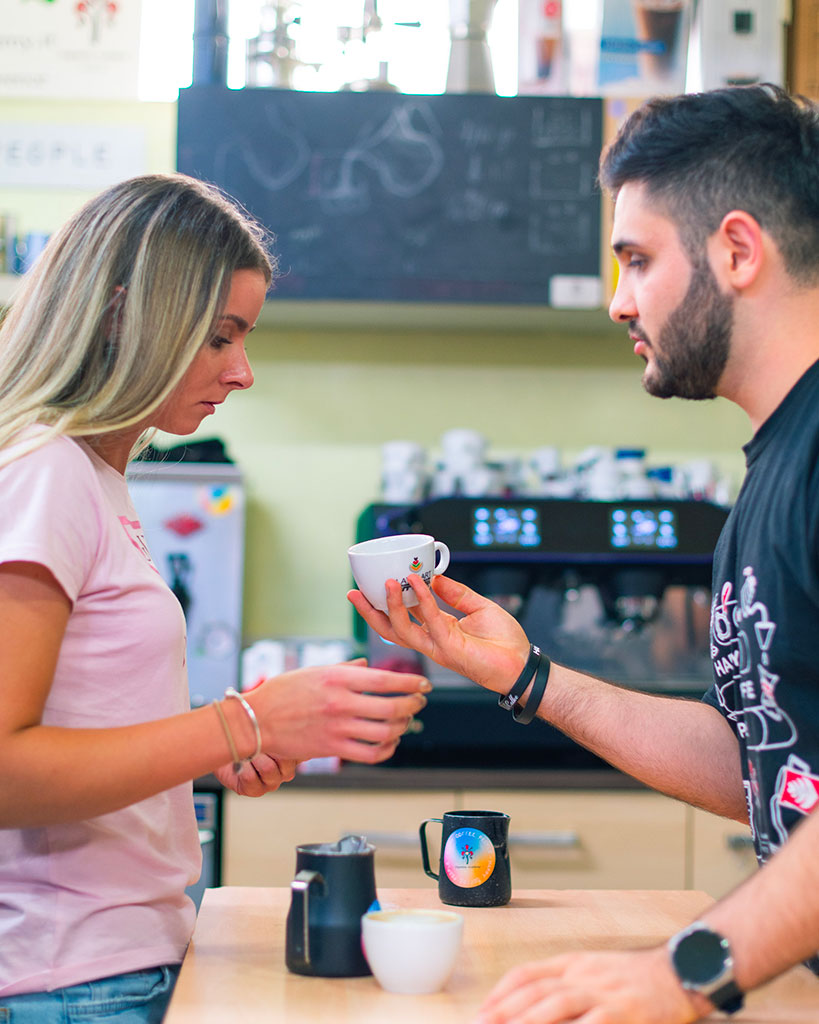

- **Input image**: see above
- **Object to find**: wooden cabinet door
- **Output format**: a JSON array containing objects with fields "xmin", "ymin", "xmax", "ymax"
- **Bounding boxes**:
[
  {"xmin": 462, "ymin": 789, "xmax": 688, "ymax": 890},
  {"xmin": 689, "ymin": 807, "xmax": 757, "ymax": 898},
  {"xmin": 224, "ymin": 788, "xmax": 455, "ymax": 888}
]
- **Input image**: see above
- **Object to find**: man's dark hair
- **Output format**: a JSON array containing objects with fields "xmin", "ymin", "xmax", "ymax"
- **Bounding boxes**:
[{"xmin": 599, "ymin": 85, "xmax": 819, "ymax": 284}]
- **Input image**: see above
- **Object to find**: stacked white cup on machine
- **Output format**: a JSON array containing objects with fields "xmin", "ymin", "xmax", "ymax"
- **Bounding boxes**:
[
  {"xmin": 380, "ymin": 440, "xmax": 428, "ymax": 504},
  {"xmin": 430, "ymin": 428, "xmax": 505, "ymax": 497}
]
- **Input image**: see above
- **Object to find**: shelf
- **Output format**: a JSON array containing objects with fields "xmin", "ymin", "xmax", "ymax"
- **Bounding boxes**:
[
  {"xmin": 0, "ymin": 274, "xmax": 618, "ymax": 337},
  {"xmin": 258, "ymin": 297, "xmax": 618, "ymax": 335}
]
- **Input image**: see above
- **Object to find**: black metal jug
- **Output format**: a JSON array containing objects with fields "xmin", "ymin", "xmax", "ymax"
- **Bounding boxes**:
[{"xmin": 285, "ymin": 835, "xmax": 377, "ymax": 977}]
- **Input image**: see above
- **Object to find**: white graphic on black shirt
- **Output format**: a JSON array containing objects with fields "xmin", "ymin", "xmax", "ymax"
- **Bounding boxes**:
[
  {"xmin": 710, "ymin": 569, "xmax": 796, "ymax": 752},
  {"xmin": 711, "ymin": 565, "xmax": 801, "ymax": 858},
  {"xmin": 742, "ymin": 776, "xmax": 757, "ymax": 841}
]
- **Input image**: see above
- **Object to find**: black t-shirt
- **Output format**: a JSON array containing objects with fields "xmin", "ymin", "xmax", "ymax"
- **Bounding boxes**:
[{"xmin": 704, "ymin": 358, "xmax": 819, "ymax": 865}]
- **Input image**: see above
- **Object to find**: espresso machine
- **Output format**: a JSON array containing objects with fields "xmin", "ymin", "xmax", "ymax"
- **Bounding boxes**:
[{"xmin": 353, "ymin": 496, "xmax": 729, "ymax": 769}]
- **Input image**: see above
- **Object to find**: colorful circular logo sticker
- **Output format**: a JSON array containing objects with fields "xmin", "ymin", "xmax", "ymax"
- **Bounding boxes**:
[
  {"xmin": 198, "ymin": 484, "xmax": 236, "ymax": 517},
  {"xmin": 443, "ymin": 827, "xmax": 495, "ymax": 888},
  {"xmin": 409, "ymin": 556, "xmax": 423, "ymax": 573}
]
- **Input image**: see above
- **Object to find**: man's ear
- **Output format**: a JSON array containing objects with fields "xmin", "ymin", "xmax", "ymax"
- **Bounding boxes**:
[{"xmin": 710, "ymin": 210, "xmax": 765, "ymax": 291}]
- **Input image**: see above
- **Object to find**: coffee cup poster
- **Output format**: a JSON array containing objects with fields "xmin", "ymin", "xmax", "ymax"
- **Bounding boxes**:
[
  {"xmin": 0, "ymin": 0, "xmax": 142, "ymax": 99},
  {"xmin": 599, "ymin": 0, "xmax": 692, "ymax": 95}
]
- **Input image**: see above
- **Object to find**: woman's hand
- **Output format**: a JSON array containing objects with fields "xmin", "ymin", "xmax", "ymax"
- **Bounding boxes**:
[
  {"xmin": 347, "ymin": 573, "xmax": 530, "ymax": 697},
  {"xmin": 214, "ymin": 753, "xmax": 298, "ymax": 797},
  {"xmin": 245, "ymin": 658, "xmax": 430, "ymax": 765}
]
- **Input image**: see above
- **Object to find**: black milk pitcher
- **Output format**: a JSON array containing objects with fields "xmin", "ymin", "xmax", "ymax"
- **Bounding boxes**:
[
  {"xmin": 420, "ymin": 809, "xmax": 511, "ymax": 908},
  {"xmin": 285, "ymin": 836, "xmax": 376, "ymax": 977}
]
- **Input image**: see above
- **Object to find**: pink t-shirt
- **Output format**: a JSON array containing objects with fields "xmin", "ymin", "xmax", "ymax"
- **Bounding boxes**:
[{"xmin": 0, "ymin": 430, "xmax": 200, "ymax": 996}]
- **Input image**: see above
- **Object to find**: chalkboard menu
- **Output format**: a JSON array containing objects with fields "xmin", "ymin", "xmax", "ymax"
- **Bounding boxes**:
[{"xmin": 177, "ymin": 86, "xmax": 603, "ymax": 305}]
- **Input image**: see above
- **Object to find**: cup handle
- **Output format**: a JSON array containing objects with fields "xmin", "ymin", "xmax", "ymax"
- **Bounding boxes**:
[
  {"xmin": 289, "ymin": 869, "xmax": 321, "ymax": 969},
  {"xmin": 432, "ymin": 542, "xmax": 450, "ymax": 576},
  {"xmin": 419, "ymin": 818, "xmax": 443, "ymax": 880}
]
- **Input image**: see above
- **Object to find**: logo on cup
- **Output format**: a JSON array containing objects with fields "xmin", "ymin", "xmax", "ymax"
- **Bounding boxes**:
[
  {"xmin": 410, "ymin": 557, "xmax": 422, "ymax": 573},
  {"xmin": 443, "ymin": 828, "xmax": 495, "ymax": 888},
  {"xmin": 400, "ymin": 569, "xmax": 433, "ymax": 594}
]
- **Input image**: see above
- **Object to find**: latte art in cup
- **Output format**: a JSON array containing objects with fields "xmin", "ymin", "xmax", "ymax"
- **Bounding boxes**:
[
  {"xmin": 370, "ymin": 909, "xmax": 455, "ymax": 925},
  {"xmin": 361, "ymin": 908, "xmax": 464, "ymax": 994}
]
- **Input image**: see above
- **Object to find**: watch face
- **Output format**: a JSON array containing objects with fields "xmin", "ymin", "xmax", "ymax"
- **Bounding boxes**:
[{"xmin": 673, "ymin": 928, "xmax": 729, "ymax": 985}]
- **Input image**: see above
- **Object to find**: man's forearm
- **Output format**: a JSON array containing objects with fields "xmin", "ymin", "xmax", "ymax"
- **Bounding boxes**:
[
  {"xmin": 705, "ymin": 808, "xmax": 819, "ymax": 991},
  {"xmin": 539, "ymin": 662, "xmax": 747, "ymax": 821}
]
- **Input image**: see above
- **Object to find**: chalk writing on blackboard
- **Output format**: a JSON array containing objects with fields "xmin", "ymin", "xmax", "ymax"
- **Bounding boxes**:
[{"xmin": 178, "ymin": 87, "xmax": 603, "ymax": 305}]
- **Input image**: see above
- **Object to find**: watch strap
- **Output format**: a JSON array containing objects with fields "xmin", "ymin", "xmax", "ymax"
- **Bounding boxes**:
[{"xmin": 708, "ymin": 978, "xmax": 744, "ymax": 1015}]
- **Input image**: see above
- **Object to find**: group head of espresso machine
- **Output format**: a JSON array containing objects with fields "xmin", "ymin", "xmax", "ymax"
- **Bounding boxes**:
[{"xmin": 352, "ymin": 495, "xmax": 729, "ymax": 770}]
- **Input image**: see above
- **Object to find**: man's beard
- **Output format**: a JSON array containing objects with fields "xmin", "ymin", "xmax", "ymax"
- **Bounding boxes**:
[{"xmin": 639, "ymin": 259, "xmax": 734, "ymax": 401}]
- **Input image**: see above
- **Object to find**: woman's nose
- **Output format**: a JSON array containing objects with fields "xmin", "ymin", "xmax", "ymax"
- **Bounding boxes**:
[{"xmin": 226, "ymin": 348, "xmax": 254, "ymax": 390}]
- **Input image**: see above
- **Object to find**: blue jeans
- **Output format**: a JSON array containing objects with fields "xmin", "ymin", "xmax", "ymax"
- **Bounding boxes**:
[{"xmin": 0, "ymin": 965, "xmax": 180, "ymax": 1023}]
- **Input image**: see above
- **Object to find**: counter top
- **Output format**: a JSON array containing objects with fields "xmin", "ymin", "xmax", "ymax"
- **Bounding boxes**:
[
  {"xmin": 196, "ymin": 765, "xmax": 643, "ymax": 793},
  {"xmin": 165, "ymin": 887, "xmax": 818, "ymax": 1023},
  {"xmin": 287, "ymin": 764, "xmax": 642, "ymax": 791}
]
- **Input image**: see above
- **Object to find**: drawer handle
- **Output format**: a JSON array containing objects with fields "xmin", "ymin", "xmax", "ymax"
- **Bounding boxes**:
[
  {"xmin": 510, "ymin": 831, "xmax": 581, "ymax": 850},
  {"xmin": 726, "ymin": 834, "xmax": 755, "ymax": 852},
  {"xmin": 359, "ymin": 830, "xmax": 583, "ymax": 851}
]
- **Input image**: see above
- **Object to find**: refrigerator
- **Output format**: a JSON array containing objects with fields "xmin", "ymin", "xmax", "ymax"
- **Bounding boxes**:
[
  {"xmin": 126, "ymin": 459, "xmax": 246, "ymax": 708},
  {"xmin": 126, "ymin": 459, "xmax": 245, "ymax": 903}
]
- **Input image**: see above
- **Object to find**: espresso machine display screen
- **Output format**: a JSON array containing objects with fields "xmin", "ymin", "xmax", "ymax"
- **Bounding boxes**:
[
  {"xmin": 471, "ymin": 505, "xmax": 542, "ymax": 548},
  {"xmin": 609, "ymin": 507, "xmax": 679, "ymax": 550}
]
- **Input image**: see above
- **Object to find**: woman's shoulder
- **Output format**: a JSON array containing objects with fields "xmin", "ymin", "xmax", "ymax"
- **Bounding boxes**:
[
  {"xmin": 4, "ymin": 425, "xmax": 91, "ymax": 458},
  {"xmin": 0, "ymin": 429, "xmax": 107, "ymax": 597},
  {"xmin": 0, "ymin": 427, "xmax": 102, "ymax": 496}
]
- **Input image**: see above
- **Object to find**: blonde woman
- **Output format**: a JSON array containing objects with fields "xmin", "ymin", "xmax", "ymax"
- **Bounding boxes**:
[{"xmin": 0, "ymin": 173, "xmax": 429, "ymax": 1024}]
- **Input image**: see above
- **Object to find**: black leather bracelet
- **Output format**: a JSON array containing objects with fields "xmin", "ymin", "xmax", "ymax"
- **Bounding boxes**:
[
  {"xmin": 498, "ymin": 644, "xmax": 541, "ymax": 711},
  {"xmin": 512, "ymin": 652, "xmax": 551, "ymax": 725}
]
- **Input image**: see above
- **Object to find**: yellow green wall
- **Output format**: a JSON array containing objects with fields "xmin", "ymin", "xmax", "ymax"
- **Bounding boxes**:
[
  {"xmin": 198, "ymin": 324, "xmax": 749, "ymax": 641},
  {"xmin": 0, "ymin": 98, "xmax": 751, "ymax": 643}
]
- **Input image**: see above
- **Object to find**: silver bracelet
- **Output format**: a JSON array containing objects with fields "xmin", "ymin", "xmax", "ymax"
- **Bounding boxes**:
[
  {"xmin": 224, "ymin": 686, "xmax": 263, "ymax": 763},
  {"xmin": 212, "ymin": 698, "xmax": 241, "ymax": 770}
]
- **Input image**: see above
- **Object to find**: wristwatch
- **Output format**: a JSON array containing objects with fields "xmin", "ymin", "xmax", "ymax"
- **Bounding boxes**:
[{"xmin": 668, "ymin": 922, "xmax": 745, "ymax": 1015}]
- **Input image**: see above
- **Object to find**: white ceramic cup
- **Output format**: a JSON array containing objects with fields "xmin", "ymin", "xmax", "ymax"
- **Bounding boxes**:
[
  {"xmin": 441, "ymin": 428, "xmax": 487, "ymax": 464},
  {"xmin": 347, "ymin": 534, "xmax": 450, "ymax": 613},
  {"xmin": 361, "ymin": 908, "xmax": 464, "ymax": 995},
  {"xmin": 381, "ymin": 440, "xmax": 427, "ymax": 470},
  {"xmin": 380, "ymin": 469, "xmax": 427, "ymax": 504}
]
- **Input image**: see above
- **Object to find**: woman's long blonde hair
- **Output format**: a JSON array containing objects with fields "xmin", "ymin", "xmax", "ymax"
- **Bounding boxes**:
[{"xmin": 0, "ymin": 173, "xmax": 275, "ymax": 467}]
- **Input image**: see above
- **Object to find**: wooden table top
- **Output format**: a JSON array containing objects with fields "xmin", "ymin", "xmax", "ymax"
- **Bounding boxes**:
[{"xmin": 164, "ymin": 887, "xmax": 818, "ymax": 1023}]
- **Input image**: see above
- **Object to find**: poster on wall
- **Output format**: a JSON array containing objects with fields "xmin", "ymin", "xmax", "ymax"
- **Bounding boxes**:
[
  {"xmin": 598, "ymin": 0, "xmax": 691, "ymax": 96},
  {"xmin": 518, "ymin": 0, "xmax": 567, "ymax": 95},
  {"xmin": 0, "ymin": 0, "xmax": 143, "ymax": 99}
]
